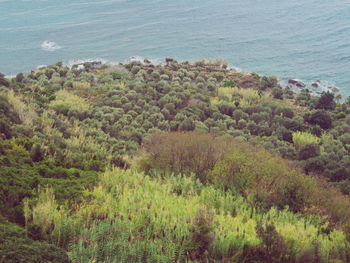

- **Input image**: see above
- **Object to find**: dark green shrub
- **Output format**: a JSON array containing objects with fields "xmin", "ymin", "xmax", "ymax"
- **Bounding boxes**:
[
  {"xmin": 185, "ymin": 208, "xmax": 215, "ymax": 260},
  {"xmin": 218, "ymin": 103, "xmax": 235, "ymax": 116},
  {"xmin": 304, "ymin": 157, "xmax": 325, "ymax": 174},
  {"xmin": 241, "ymin": 222, "xmax": 295, "ymax": 263},
  {"xmin": 306, "ymin": 111, "xmax": 332, "ymax": 130},
  {"xmin": 260, "ymin": 76, "xmax": 278, "ymax": 90},
  {"xmin": 316, "ymin": 91, "xmax": 336, "ymax": 110},
  {"xmin": 0, "ymin": 218, "xmax": 70, "ymax": 263},
  {"xmin": 222, "ymin": 79, "xmax": 237, "ymax": 87},
  {"xmin": 0, "ymin": 73, "xmax": 9, "ymax": 87},
  {"xmin": 297, "ymin": 242, "xmax": 325, "ymax": 263},
  {"xmin": 272, "ymin": 86, "xmax": 283, "ymax": 99},
  {"xmin": 298, "ymin": 143, "xmax": 320, "ymax": 160},
  {"xmin": 30, "ymin": 144, "xmax": 44, "ymax": 162},
  {"xmin": 15, "ymin": 73, "xmax": 24, "ymax": 83}
]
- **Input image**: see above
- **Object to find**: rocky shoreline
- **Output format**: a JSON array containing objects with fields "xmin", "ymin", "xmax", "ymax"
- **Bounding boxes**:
[{"xmin": 25, "ymin": 56, "xmax": 341, "ymax": 97}]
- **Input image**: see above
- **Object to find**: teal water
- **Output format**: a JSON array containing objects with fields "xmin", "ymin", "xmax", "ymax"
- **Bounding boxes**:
[{"xmin": 1, "ymin": 0, "xmax": 350, "ymax": 97}]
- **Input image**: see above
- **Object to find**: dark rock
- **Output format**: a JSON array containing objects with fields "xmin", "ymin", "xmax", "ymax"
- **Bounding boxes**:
[
  {"xmin": 288, "ymin": 79, "xmax": 305, "ymax": 87},
  {"xmin": 311, "ymin": 83, "xmax": 319, "ymax": 88},
  {"xmin": 326, "ymin": 86, "xmax": 339, "ymax": 93},
  {"xmin": 92, "ymin": 61, "xmax": 102, "ymax": 66},
  {"xmin": 144, "ymin": 59, "xmax": 151, "ymax": 64},
  {"xmin": 332, "ymin": 87, "xmax": 339, "ymax": 93},
  {"xmin": 165, "ymin": 57, "xmax": 174, "ymax": 63}
]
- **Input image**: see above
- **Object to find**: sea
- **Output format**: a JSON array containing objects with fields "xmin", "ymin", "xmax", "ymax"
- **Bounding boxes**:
[{"xmin": 1, "ymin": 0, "xmax": 350, "ymax": 97}]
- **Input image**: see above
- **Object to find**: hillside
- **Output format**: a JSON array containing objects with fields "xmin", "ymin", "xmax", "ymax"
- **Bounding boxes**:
[{"xmin": 1, "ymin": 59, "xmax": 350, "ymax": 262}]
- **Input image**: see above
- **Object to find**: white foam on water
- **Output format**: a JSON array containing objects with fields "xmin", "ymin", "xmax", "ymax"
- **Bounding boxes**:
[
  {"xmin": 122, "ymin": 56, "xmax": 164, "ymax": 66},
  {"xmin": 36, "ymin": 64, "xmax": 47, "ymax": 69},
  {"xmin": 279, "ymin": 77, "xmax": 340, "ymax": 96},
  {"xmin": 64, "ymin": 58, "xmax": 108, "ymax": 69},
  {"xmin": 227, "ymin": 65, "xmax": 243, "ymax": 73},
  {"xmin": 41, "ymin": 40, "xmax": 61, "ymax": 51}
]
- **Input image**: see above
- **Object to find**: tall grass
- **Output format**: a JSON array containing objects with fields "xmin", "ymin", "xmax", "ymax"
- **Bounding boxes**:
[
  {"xmin": 7, "ymin": 89, "xmax": 38, "ymax": 127},
  {"xmin": 26, "ymin": 168, "xmax": 349, "ymax": 262},
  {"xmin": 50, "ymin": 89, "xmax": 91, "ymax": 113},
  {"xmin": 292, "ymin": 131, "xmax": 320, "ymax": 151}
]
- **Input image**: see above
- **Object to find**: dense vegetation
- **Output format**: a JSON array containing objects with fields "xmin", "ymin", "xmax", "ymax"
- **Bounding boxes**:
[{"xmin": 1, "ymin": 58, "xmax": 350, "ymax": 262}]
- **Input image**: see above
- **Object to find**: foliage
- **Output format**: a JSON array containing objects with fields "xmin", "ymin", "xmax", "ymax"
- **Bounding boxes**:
[
  {"xmin": 298, "ymin": 143, "xmax": 320, "ymax": 160},
  {"xmin": 140, "ymin": 132, "xmax": 233, "ymax": 182},
  {"xmin": 0, "ymin": 217, "xmax": 70, "ymax": 263},
  {"xmin": 0, "ymin": 72, "xmax": 9, "ymax": 87},
  {"xmin": 272, "ymin": 85, "xmax": 284, "ymax": 100},
  {"xmin": 241, "ymin": 221, "xmax": 296, "ymax": 263},
  {"xmin": 292, "ymin": 131, "xmax": 320, "ymax": 151},
  {"xmin": 185, "ymin": 208, "xmax": 216, "ymax": 258},
  {"xmin": 25, "ymin": 169, "xmax": 350, "ymax": 262},
  {"xmin": 2, "ymin": 59, "xmax": 350, "ymax": 262},
  {"xmin": 316, "ymin": 91, "xmax": 336, "ymax": 111},
  {"xmin": 305, "ymin": 110, "xmax": 332, "ymax": 130}
]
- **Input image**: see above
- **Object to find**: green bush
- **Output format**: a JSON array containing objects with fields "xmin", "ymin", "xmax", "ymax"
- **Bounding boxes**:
[
  {"xmin": 241, "ymin": 222, "xmax": 296, "ymax": 263},
  {"xmin": 316, "ymin": 91, "xmax": 336, "ymax": 110},
  {"xmin": 298, "ymin": 143, "xmax": 320, "ymax": 160},
  {"xmin": 272, "ymin": 86, "xmax": 284, "ymax": 99},
  {"xmin": 0, "ymin": 218, "xmax": 70, "ymax": 263},
  {"xmin": 185, "ymin": 208, "xmax": 216, "ymax": 259}
]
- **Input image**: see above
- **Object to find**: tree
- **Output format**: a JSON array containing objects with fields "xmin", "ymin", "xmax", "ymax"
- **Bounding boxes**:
[
  {"xmin": 316, "ymin": 91, "xmax": 336, "ymax": 110},
  {"xmin": 308, "ymin": 110, "xmax": 332, "ymax": 130}
]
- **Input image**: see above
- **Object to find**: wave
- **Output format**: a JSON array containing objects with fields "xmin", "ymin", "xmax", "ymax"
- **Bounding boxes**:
[
  {"xmin": 64, "ymin": 58, "xmax": 108, "ymax": 69},
  {"xmin": 279, "ymin": 78, "xmax": 340, "ymax": 95},
  {"xmin": 122, "ymin": 56, "xmax": 163, "ymax": 66},
  {"xmin": 41, "ymin": 40, "xmax": 61, "ymax": 51}
]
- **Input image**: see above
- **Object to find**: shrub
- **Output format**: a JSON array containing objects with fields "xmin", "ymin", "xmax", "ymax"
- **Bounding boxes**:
[
  {"xmin": 0, "ymin": 218, "xmax": 69, "ymax": 263},
  {"xmin": 316, "ymin": 91, "xmax": 336, "ymax": 110},
  {"xmin": 237, "ymin": 119, "xmax": 247, "ymax": 129},
  {"xmin": 298, "ymin": 143, "xmax": 320, "ymax": 160},
  {"xmin": 179, "ymin": 118, "xmax": 195, "ymax": 131},
  {"xmin": 0, "ymin": 73, "xmax": 10, "ymax": 87},
  {"xmin": 292, "ymin": 131, "xmax": 320, "ymax": 151},
  {"xmin": 140, "ymin": 132, "xmax": 233, "ymax": 181},
  {"xmin": 256, "ymin": 222, "xmax": 295, "ymax": 263},
  {"xmin": 30, "ymin": 144, "xmax": 44, "ymax": 162},
  {"xmin": 304, "ymin": 157, "xmax": 325, "ymax": 174},
  {"xmin": 306, "ymin": 110, "xmax": 332, "ymax": 130},
  {"xmin": 260, "ymin": 76, "xmax": 278, "ymax": 90},
  {"xmin": 185, "ymin": 208, "xmax": 216, "ymax": 259},
  {"xmin": 218, "ymin": 103, "xmax": 235, "ymax": 116},
  {"xmin": 272, "ymin": 86, "xmax": 284, "ymax": 99}
]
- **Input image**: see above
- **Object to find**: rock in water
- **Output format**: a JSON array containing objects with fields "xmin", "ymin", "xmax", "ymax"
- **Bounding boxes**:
[
  {"xmin": 288, "ymin": 79, "xmax": 305, "ymax": 87},
  {"xmin": 166, "ymin": 57, "xmax": 174, "ymax": 63}
]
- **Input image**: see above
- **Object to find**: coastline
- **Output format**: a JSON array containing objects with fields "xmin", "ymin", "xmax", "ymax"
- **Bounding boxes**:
[{"xmin": 6, "ymin": 56, "xmax": 340, "ymax": 97}]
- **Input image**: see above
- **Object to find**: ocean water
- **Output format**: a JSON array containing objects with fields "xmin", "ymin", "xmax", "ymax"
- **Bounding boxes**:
[{"xmin": 1, "ymin": 0, "xmax": 350, "ymax": 97}]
